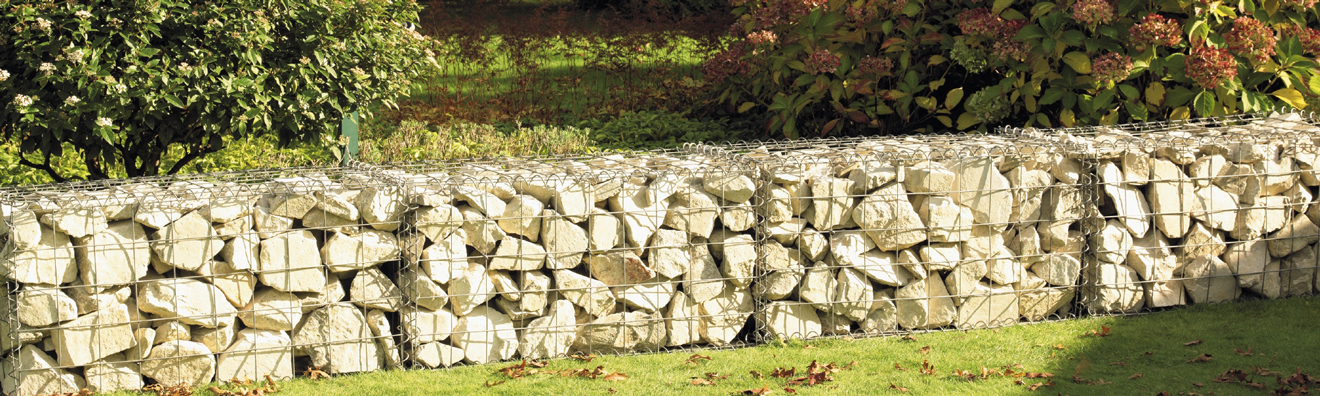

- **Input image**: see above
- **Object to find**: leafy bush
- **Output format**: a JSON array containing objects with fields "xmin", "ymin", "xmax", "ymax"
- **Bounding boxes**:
[
  {"xmin": 574, "ymin": 0, "xmax": 729, "ymax": 17},
  {"xmin": 577, "ymin": 110, "xmax": 746, "ymax": 149},
  {"xmin": 708, "ymin": 0, "xmax": 1320, "ymax": 138},
  {"xmin": 1, "ymin": 0, "xmax": 436, "ymax": 181}
]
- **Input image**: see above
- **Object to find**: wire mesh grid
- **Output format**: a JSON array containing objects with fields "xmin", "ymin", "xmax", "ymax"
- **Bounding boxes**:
[
  {"xmin": 368, "ymin": 149, "xmax": 765, "ymax": 370},
  {"xmin": 687, "ymin": 134, "xmax": 1091, "ymax": 343},
  {"xmin": 0, "ymin": 164, "xmax": 412, "ymax": 395},
  {"xmin": 1002, "ymin": 112, "xmax": 1320, "ymax": 317}
]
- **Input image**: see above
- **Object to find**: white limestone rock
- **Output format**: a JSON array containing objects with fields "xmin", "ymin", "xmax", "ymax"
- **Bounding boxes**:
[
  {"xmin": 2, "ymin": 345, "xmax": 85, "ymax": 396},
  {"xmin": 401, "ymin": 306, "xmax": 457, "ymax": 344},
  {"xmin": 1148, "ymin": 158, "xmax": 1197, "ymax": 238},
  {"xmin": 257, "ymin": 230, "xmax": 325, "ymax": 293},
  {"xmin": 955, "ymin": 283, "xmax": 1019, "ymax": 329},
  {"xmin": 760, "ymin": 302, "xmax": 822, "ymax": 340},
  {"xmin": 807, "ymin": 176, "xmax": 855, "ymax": 231},
  {"xmin": 759, "ymin": 242, "xmax": 804, "ymax": 300},
  {"xmin": 1182, "ymin": 256, "xmax": 1241, "ymax": 303},
  {"xmin": 699, "ymin": 283, "xmax": 752, "ymax": 345},
  {"xmin": 16, "ymin": 287, "xmax": 78, "ymax": 327},
  {"xmin": 140, "ymin": 340, "xmax": 215, "ymax": 387},
  {"xmin": 1267, "ymin": 215, "xmax": 1320, "ymax": 258},
  {"xmin": 321, "ymin": 229, "xmax": 400, "ymax": 272},
  {"xmin": 415, "ymin": 342, "xmax": 465, "ymax": 368},
  {"xmin": 415, "ymin": 204, "xmax": 464, "ymax": 243},
  {"xmin": 665, "ymin": 188, "xmax": 720, "ymax": 239},
  {"xmin": 217, "ymin": 329, "xmax": 294, "ymax": 381},
  {"xmin": 586, "ymin": 251, "xmax": 655, "ymax": 287},
  {"xmin": 241, "ymin": 288, "xmax": 302, "ymax": 330},
  {"xmin": 588, "ymin": 208, "xmax": 621, "ymax": 252},
  {"xmin": 497, "ymin": 195, "xmax": 544, "ymax": 241},
  {"xmin": 1223, "ymin": 240, "xmax": 1270, "ymax": 290},
  {"xmin": 542, "ymin": 214, "xmax": 588, "ymax": 270},
  {"xmin": 666, "ymin": 291, "xmax": 702, "ymax": 347},
  {"xmin": 363, "ymin": 309, "xmax": 401, "ymax": 369},
  {"xmin": 40, "ymin": 208, "xmax": 108, "ymax": 239},
  {"xmin": 1, "ymin": 225, "xmax": 77, "ymax": 285},
  {"xmin": 904, "ymin": 162, "xmax": 957, "ymax": 193},
  {"xmin": 220, "ymin": 232, "xmax": 259, "ymax": 272},
  {"xmin": 1190, "ymin": 185, "xmax": 1239, "ymax": 232},
  {"xmin": 138, "ymin": 278, "xmax": 238, "ymax": 328},
  {"xmin": 1100, "ymin": 162, "xmax": 1151, "ymax": 238},
  {"xmin": 518, "ymin": 300, "xmax": 577, "ymax": 360},
  {"xmin": 555, "ymin": 269, "xmax": 615, "ymax": 317},
  {"xmin": 84, "ymin": 353, "xmax": 142, "ymax": 394},
  {"xmin": 951, "ymin": 157, "xmax": 1014, "ymax": 225},
  {"xmin": 421, "ymin": 230, "xmax": 467, "ymax": 284},
  {"xmin": 854, "ymin": 190, "xmax": 926, "ymax": 251},
  {"xmin": 291, "ymin": 303, "xmax": 383, "ymax": 374},
  {"xmin": 918, "ymin": 196, "xmax": 974, "ymax": 243},
  {"xmin": 1128, "ymin": 230, "xmax": 1175, "ymax": 282},
  {"xmin": 356, "ymin": 187, "xmax": 407, "ymax": 231},
  {"xmin": 703, "ymin": 171, "xmax": 756, "ymax": 203},
  {"xmin": 1084, "ymin": 264, "xmax": 1145, "ymax": 313},
  {"xmin": 895, "ymin": 273, "xmax": 956, "ymax": 330},
  {"xmin": 453, "ymin": 306, "xmax": 519, "ymax": 364}
]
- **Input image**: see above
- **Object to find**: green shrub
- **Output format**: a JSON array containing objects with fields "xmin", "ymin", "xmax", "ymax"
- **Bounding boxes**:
[
  {"xmin": 577, "ymin": 110, "xmax": 746, "ymax": 150},
  {"xmin": 708, "ymin": 0, "xmax": 1320, "ymax": 138},
  {"xmin": 575, "ymin": 0, "xmax": 729, "ymax": 17},
  {"xmin": 1, "ymin": 0, "xmax": 436, "ymax": 181}
]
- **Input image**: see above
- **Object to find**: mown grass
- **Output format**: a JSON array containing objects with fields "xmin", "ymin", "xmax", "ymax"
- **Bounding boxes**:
[{"xmin": 119, "ymin": 296, "xmax": 1319, "ymax": 396}]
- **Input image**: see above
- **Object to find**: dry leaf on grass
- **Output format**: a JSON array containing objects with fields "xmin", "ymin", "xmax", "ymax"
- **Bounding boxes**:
[
  {"xmin": 1184, "ymin": 340, "xmax": 1203, "ymax": 346},
  {"xmin": 732, "ymin": 386, "xmax": 772, "ymax": 395},
  {"xmin": 919, "ymin": 360, "xmax": 937, "ymax": 375},
  {"xmin": 691, "ymin": 378, "xmax": 717, "ymax": 386},
  {"xmin": 894, "ymin": 363, "xmax": 908, "ymax": 371},
  {"xmin": 603, "ymin": 371, "xmax": 628, "ymax": 381},
  {"xmin": 1129, "ymin": 373, "xmax": 1144, "ymax": 379},
  {"xmin": 685, "ymin": 354, "xmax": 713, "ymax": 365},
  {"xmin": 919, "ymin": 345, "xmax": 932, "ymax": 354},
  {"xmin": 484, "ymin": 380, "xmax": 506, "ymax": 387},
  {"xmin": 901, "ymin": 335, "xmax": 918, "ymax": 342},
  {"xmin": 303, "ymin": 368, "xmax": 330, "ymax": 380},
  {"xmin": 571, "ymin": 353, "xmax": 597, "ymax": 362},
  {"xmin": 750, "ymin": 370, "xmax": 765, "ymax": 379},
  {"xmin": 1081, "ymin": 325, "xmax": 1111, "ymax": 337},
  {"xmin": 771, "ymin": 367, "xmax": 796, "ymax": 378},
  {"xmin": 1234, "ymin": 347, "xmax": 1255, "ymax": 356},
  {"xmin": 1185, "ymin": 354, "xmax": 1214, "ymax": 363},
  {"xmin": 706, "ymin": 372, "xmax": 730, "ymax": 380},
  {"xmin": 889, "ymin": 383, "xmax": 909, "ymax": 392},
  {"xmin": 1052, "ymin": 344, "xmax": 1068, "ymax": 350}
]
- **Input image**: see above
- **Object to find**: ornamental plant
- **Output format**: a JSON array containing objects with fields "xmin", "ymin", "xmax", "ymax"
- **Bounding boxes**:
[
  {"xmin": 709, "ymin": 0, "xmax": 1320, "ymax": 137},
  {"xmin": 1, "ymin": 0, "xmax": 437, "ymax": 181}
]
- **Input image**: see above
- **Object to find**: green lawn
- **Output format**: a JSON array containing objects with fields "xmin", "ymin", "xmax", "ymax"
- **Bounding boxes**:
[{"xmin": 156, "ymin": 296, "xmax": 1319, "ymax": 396}]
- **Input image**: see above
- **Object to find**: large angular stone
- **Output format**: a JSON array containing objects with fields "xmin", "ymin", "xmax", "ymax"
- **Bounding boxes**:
[
  {"xmin": 154, "ymin": 321, "xmax": 191, "ymax": 345},
  {"xmin": 252, "ymin": 204, "xmax": 293, "ymax": 239},
  {"xmin": 699, "ymin": 283, "xmax": 752, "ymax": 346},
  {"xmin": 1084, "ymin": 264, "xmax": 1145, "ymax": 313},
  {"xmin": 363, "ymin": 309, "xmax": 400, "ymax": 368},
  {"xmin": 1101, "ymin": 162, "xmax": 1151, "ymax": 238},
  {"xmin": 268, "ymin": 193, "xmax": 317, "ymax": 219},
  {"xmin": 400, "ymin": 268, "xmax": 449, "ymax": 311},
  {"xmin": 1224, "ymin": 240, "xmax": 1270, "ymax": 290},
  {"xmin": 1, "ymin": 225, "xmax": 77, "ymax": 285},
  {"xmin": 1148, "ymin": 158, "xmax": 1197, "ymax": 238},
  {"xmin": 759, "ymin": 242, "xmax": 804, "ymax": 300},
  {"xmin": 291, "ymin": 303, "xmax": 383, "ymax": 374},
  {"xmin": 951, "ymin": 157, "xmax": 1014, "ymax": 225},
  {"xmin": 1280, "ymin": 246, "xmax": 1317, "ymax": 297},
  {"xmin": 257, "ymin": 230, "xmax": 325, "ymax": 293},
  {"xmin": 2, "ymin": 345, "xmax": 85, "ymax": 396},
  {"xmin": 918, "ymin": 196, "xmax": 974, "ymax": 242},
  {"xmin": 140, "ymin": 340, "xmax": 215, "ymax": 387},
  {"xmin": 542, "ymin": 214, "xmax": 588, "ymax": 269},
  {"xmin": 1178, "ymin": 222, "xmax": 1226, "ymax": 260},
  {"xmin": 607, "ymin": 186, "xmax": 667, "ymax": 249},
  {"xmin": 1128, "ymin": 231, "xmax": 1175, "ymax": 282},
  {"xmin": 799, "ymin": 263, "xmax": 837, "ymax": 312},
  {"xmin": 453, "ymin": 306, "xmax": 519, "ymax": 364},
  {"xmin": 192, "ymin": 323, "xmax": 238, "ymax": 353},
  {"xmin": 53, "ymin": 303, "xmax": 134, "ymax": 367},
  {"xmin": 415, "ymin": 342, "xmax": 465, "ymax": 368},
  {"xmin": 829, "ymin": 230, "xmax": 875, "ymax": 264},
  {"xmin": 588, "ymin": 208, "xmax": 621, "ymax": 252},
  {"xmin": 760, "ymin": 302, "xmax": 822, "ymax": 340},
  {"xmin": 856, "ymin": 249, "xmax": 911, "ymax": 287},
  {"xmin": 415, "ymin": 204, "xmax": 464, "ymax": 242},
  {"xmin": 552, "ymin": 180, "xmax": 594, "ymax": 222},
  {"xmin": 761, "ymin": 184, "xmax": 794, "ymax": 223},
  {"xmin": 586, "ymin": 251, "xmax": 655, "ymax": 286},
  {"xmin": 712, "ymin": 231, "xmax": 756, "ymax": 287},
  {"xmin": 1267, "ymin": 215, "xmax": 1320, "ymax": 258},
  {"xmin": 84, "ymin": 353, "xmax": 142, "ymax": 393},
  {"xmin": 1214, "ymin": 164, "xmax": 1262, "ymax": 204},
  {"xmin": 138, "ymin": 278, "xmax": 238, "ymax": 328},
  {"xmin": 854, "ymin": 192, "xmax": 926, "ymax": 251},
  {"xmin": 421, "ymin": 230, "xmax": 467, "ymax": 283},
  {"xmin": 555, "ymin": 269, "xmax": 615, "ymax": 317},
  {"xmin": 518, "ymin": 300, "xmax": 577, "ymax": 360},
  {"xmin": 1190, "ymin": 185, "xmax": 1239, "ymax": 232},
  {"xmin": 944, "ymin": 260, "xmax": 989, "ymax": 305},
  {"xmin": 574, "ymin": 311, "xmax": 667, "ymax": 354},
  {"xmin": 665, "ymin": 188, "xmax": 720, "ymax": 239},
  {"xmin": 356, "ymin": 187, "xmax": 407, "ymax": 231},
  {"xmin": 666, "ymin": 292, "xmax": 702, "ymax": 347},
  {"xmin": 16, "ymin": 287, "xmax": 78, "ymax": 327},
  {"xmin": 66, "ymin": 282, "xmax": 130, "ymax": 315},
  {"xmin": 347, "ymin": 267, "xmax": 402, "ymax": 312},
  {"xmin": 904, "ymin": 162, "xmax": 957, "ymax": 193},
  {"xmin": 40, "ymin": 208, "xmax": 108, "ymax": 238},
  {"xmin": 294, "ymin": 271, "xmax": 346, "ymax": 313},
  {"xmin": 1182, "ymin": 256, "xmax": 1241, "ymax": 303},
  {"xmin": 240, "ymin": 289, "xmax": 302, "ymax": 330},
  {"xmin": 220, "ymin": 232, "xmax": 259, "ymax": 272},
  {"xmin": 496, "ymin": 195, "xmax": 544, "ymax": 241},
  {"xmin": 919, "ymin": 243, "xmax": 961, "ymax": 271},
  {"xmin": 1091, "ymin": 220, "xmax": 1132, "ymax": 264},
  {"xmin": 720, "ymin": 200, "xmax": 757, "ymax": 232},
  {"xmin": 807, "ymin": 176, "xmax": 855, "ymax": 231},
  {"xmin": 765, "ymin": 218, "xmax": 806, "ymax": 245},
  {"xmin": 401, "ymin": 306, "xmax": 457, "ymax": 344},
  {"xmin": 703, "ymin": 171, "xmax": 756, "ymax": 203},
  {"xmin": 1016, "ymin": 273, "xmax": 1075, "ymax": 321},
  {"xmin": 321, "ymin": 229, "xmax": 400, "ymax": 272},
  {"xmin": 195, "ymin": 259, "xmax": 257, "ymax": 309},
  {"xmin": 955, "ymin": 283, "xmax": 1018, "ymax": 329},
  {"xmin": 1144, "ymin": 279, "xmax": 1188, "ymax": 308},
  {"xmin": 834, "ymin": 266, "xmax": 872, "ymax": 321},
  {"xmin": 315, "ymin": 191, "xmax": 360, "ymax": 221},
  {"xmin": 860, "ymin": 290, "xmax": 899, "ymax": 333},
  {"xmin": 217, "ymin": 329, "xmax": 293, "ymax": 381},
  {"xmin": 895, "ymin": 273, "xmax": 956, "ymax": 330},
  {"xmin": 1034, "ymin": 254, "xmax": 1081, "ymax": 286}
]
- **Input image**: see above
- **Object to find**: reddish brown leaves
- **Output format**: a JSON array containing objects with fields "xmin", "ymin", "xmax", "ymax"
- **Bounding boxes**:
[
  {"xmin": 207, "ymin": 375, "xmax": 281, "ymax": 396},
  {"xmin": 750, "ymin": 370, "xmax": 765, "ymax": 379},
  {"xmin": 1184, "ymin": 340, "xmax": 1203, "ymax": 346},
  {"xmin": 690, "ymin": 378, "xmax": 716, "ymax": 386},
  {"xmin": 733, "ymin": 387, "xmax": 773, "ymax": 395},
  {"xmin": 771, "ymin": 367, "xmax": 796, "ymax": 378},
  {"xmin": 1186, "ymin": 354, "xmax": 1214, "ymax": 363},
  {"xmin": 901, "ymin": 334, "xmax": 918, "ymax": 342},
  {"xmin": 1234, "ymin": 347, "xmax": 1257, "ymax": 356},
  {"xmin": 685, "ymin": 353, "xmax": 713, "ymax": 365},
  {"xmin": 602, "ymin": 371, "xmax": 628, "ymax": 381},
  {"xmin": 570, "ymin": 353, "xmax": 597, "ymax": 362},
  {"xmin": 1129, "ymin": 373, "xmax": 1145, "ymax": 380},
  {"xmin": 894, "ymin": 363, "xmax": 908, "ymax": 371},
  {"xmin": 919, "ymin": 345, "xmax": 932, "ymax": 355},
  {"xmin": 1081, "ymin": 325, "xmax": 1112, "ymax": 337},
  {"xmin": 484, "ymin": 380, "xmax": 506, "ymax": 387},
  {"xmin": 303, "ymin": 368, "xmax": 330, "ymax": 380},
  {"xmin": 919, "ymin": 360, "xmax": 937, "ymax": 375},
  {"xmin": 1025, "ymin": 381, "xmax": 1054, "ymax": 390},
  {"xmin": 889, "ymin": 383, "xmax": 910, "ymax": 392}
]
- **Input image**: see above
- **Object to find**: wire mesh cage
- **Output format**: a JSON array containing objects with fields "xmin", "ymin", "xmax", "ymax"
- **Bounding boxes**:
[
  {"xmin": 370, "ymin": 149, "xmax": 764, "ymax": 369},
  {"xmin": 0, "ymin": 164, "xmax": 412, "ymax": 395},
  {"xmin": 688, "ymin": 134, "xmax": 1093, "ymax": 342},
  {"xmin": 1003, "ymin": 111, "xmax": 1320, "ymax": 316}
]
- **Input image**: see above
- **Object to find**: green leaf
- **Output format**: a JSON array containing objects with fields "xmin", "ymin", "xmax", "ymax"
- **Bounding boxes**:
[
  {"xmin": 1016, "ymin": 25, "xmax": 1047, "ymax": 40},
  {"xmin": 139, "ymin": 47, "xmax": 160, "ymax": 57},
  {"xmin": 1166, "ymin": 86, "xmax": 1197, "ymax": 108},
  {"xmin": 1309, "ymin": 72, "xmax": 1320, "ymax": 95},
  {"xmin": 1031, "ymin": 3, "xmax": 1056, "ymax": 20},
  {"xmin": 1125, "ymin": 100, "xmax": 1148, "ymax": 121},
  {"xmin": 956, "ymin": 113, "xmax": 979, "ymax": 130},
  {"xmin": 1194, "ymin": 90, "xmax": 1217, "ymax": 117},
  {"xmin": 936, "ymin": 116, "xmax": 953, "ymax": 128},
  {"xmin": 946, "ymin": 88, "xmax": 965, "ymax": 109},
  {"xmin": 1119, "ymin": 84, "xmax": 1139, "ymax": 100},
  {"xmin": 916, "ymin": 96, "xmax": 937, "ymax": 111},
  {"xmin": 738, "ymin": 102, "xmax": 756, "ymax": 113},
  {"xmin": 1060, "ymin": 108, "xmax": 1076, "ymax": 127},
  {"xmin": 993, "ymin": 0, "xmax": 1015, "ymax": 15},
  {"xmin": 1145, "ymin": 83, "xmax": 1166, "ymax": 107},
  {"xmin": 1035, "ymin": 113, "xmax": 1052, "ymax": 127},
  {"xmin": 1272, "ymin": 88, "xmax": 1307, "ymax": 109},
  {"xmin": 1063, "ymin": 52, "xmax": 1092, "ymax": 74},
  {"xmin": 164, "ymin": 94, "xmax": 186, "ymax": 109}
]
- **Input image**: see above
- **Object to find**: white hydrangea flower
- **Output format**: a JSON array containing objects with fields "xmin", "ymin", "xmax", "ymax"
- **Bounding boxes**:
[
  {"xmin": 67, "ymin": 49, "xmax": 85, "ymax": 64},
  {"xmin": 0, "ymin": 69, "xmax": 9, "ymax": 82},
  {"xmin": 65, "ymin": 96, "xmax": 80, "ymax": 105},
  {"xmin": 96, "ymin": 117, "xmax": 113, "ymax": 127},
  {"xmin": 113, "ymin": 84, "xmax": 127, "ymax": 93},
  {"xmin": 38, "ymin": 62, "xmax": 55, "ymax": 76},
  {"xmin": 178, "ymin": 62, "xmax": 193, "ymax": 73},
  {"xmin": 75, "ymin": 10, "xmax": 92, "ymax": 19},
  {"xmin": 12, "ymin": 95, "xmax": 33, "ymax": 107},
  {"xmin": 36, "ymin": 18, "xmax": 52, "ymax": 31}
]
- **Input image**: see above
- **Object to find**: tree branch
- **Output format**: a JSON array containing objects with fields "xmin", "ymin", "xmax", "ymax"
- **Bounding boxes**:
[
  {"xmin": 19, "ymin": 153, "xmax": 68, "ymax": 184},
  {"xmin": 166, "ymin": 131, "xmax": 222, "ymax": 175}
]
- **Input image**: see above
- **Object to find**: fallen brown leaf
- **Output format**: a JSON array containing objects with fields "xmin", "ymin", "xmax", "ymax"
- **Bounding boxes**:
[
  {"xmin": 919, "ymin": 360, "xmax": 936, "ymax": 375},
  {"xmin": 484, "ymin": 380, "xmax": 505, "ymax": 387},
  {"xmin": 1129, "ymin": 373, "xmax": 1144, "ymax": 379},
  {"xmin": 783, "ymin": 388, "xmax": 797, "ymax": 394},
  {"xmin": 603, "ymin": 371, "xmax": 628, "ymax": 381},
  {"xmin": 685, "ymin": 354, "xmax": 713, "ymax": 365},
  {"xmin": 1024, "ymin": 372, "xmax": 1055, "ymax": 379},
  {"xmin": 608, "ymin": 388, "xmax": 617, "ymax": 394},
  {"xmin": 691, "ymin": 378, "xmax": 716, "ymax": 386},
  {"xmin": 750, "ymin": 370, "xmax": 765, "ymax": 379},
  {"xmin": 901, "ymin": 335, "xmax": 918, "ymax": 342},
  {"xmin": 894, "ymin": 363, "xmax": 908, "ymax": 371},
  {"xmin": 303, "ymin": 368, "xmax": 330, "ymax": 380},
  {"xmin": 1143, "ymin": 351, "xmax": 1154, "ymax": 356},
  {"xmin": 919, "ymin": 345, "xmax": 932, "ymax": 354},
  {"xmin": 889, "ymin": 383, "xmax": 909, "ymax": 392},
  {"xmin": 571, "ymin": 353, "xmax": 597, "ymax": 362},
  {"xmin": 803, "ymin": 345, "xmax": 815, "ymax": 350},
  {"xmin": 1185, "ymin": 354, "xmax": 1214, "ymax": 363},
  {"xmin": 846, "ymin": 361, "xmax": 859, "ymax": 370},
  {"xmin": 1052, "ymin": 344, "xmax": 1068, "ymax": 350},
  {"xmin": 706, "ymin": 372, "xmax": 730, "ymax": 380},
  {"xmin": 1081, "ymin": 325, "xmax": 1112, "ymax": 337},
  {"xmin": 1234, "ymin": 347, "xmax": 1254, "ymax": 356},
  {"xmin": 771, "ymin": 367, "xmax": 796, "ymax": 378},
  {"xmin": 1184, "ymin": 340, "xmax": 1203, "ymax": 346},
  {"xmin": 733, "ymin": 386, "xmax": 773, "ymax": 395},
  {"xmin": 1193, "ymin": 382, "xmax": 1203, "ymax": 387}
]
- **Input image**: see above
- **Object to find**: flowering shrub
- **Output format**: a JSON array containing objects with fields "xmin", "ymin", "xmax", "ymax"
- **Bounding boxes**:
[
  {"xmin": 707, "ymin": 0, "xmax": 1320, "ymax": 136},
  {"xmin": 1, "ymin": 0, "xmax": 436, "ymax": 180}
]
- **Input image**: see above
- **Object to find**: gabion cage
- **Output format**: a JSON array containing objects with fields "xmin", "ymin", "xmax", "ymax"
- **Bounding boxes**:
[
  {"xmin": 688, "ymin": 134, "xmax": 1094, "ymax": 342},
  {"xmin": 370, "ymin": 149, "xmax": 764, "ymax": 369},
  {"xmin": 0, "ymin": 164, "xmax": 412, "ymax": 395},
  {"xmin": 1008, "ymin": 112, "xmax": 1320, "ymax": 316}
]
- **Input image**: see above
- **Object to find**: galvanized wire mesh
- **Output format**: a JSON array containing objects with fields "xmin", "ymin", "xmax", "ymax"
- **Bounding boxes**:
[
  {"xmin": 369, "ymin": 149, "xmax": 764, "ymax": 370},
  {"xmin": 688, "ymin": 134, "xmax": 1091, "ymax": 342},
  {"xmin": 1004, "ymin": 111, "xmax": 1320, "ymax": 316},
  {"xmin": 0, "ymin": 165, "xmax": 409, "ymax": 395}
]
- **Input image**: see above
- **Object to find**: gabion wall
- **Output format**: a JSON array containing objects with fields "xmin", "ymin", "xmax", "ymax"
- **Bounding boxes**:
[{"xmin": 2, "ymin": 113, "xmax": 1318, "ymax": 396}]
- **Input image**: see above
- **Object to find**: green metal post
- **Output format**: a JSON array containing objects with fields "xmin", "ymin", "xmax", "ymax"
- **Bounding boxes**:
[{"xmin": 340, "ymin": 111, "xmax": 360, "ymax": 166}]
